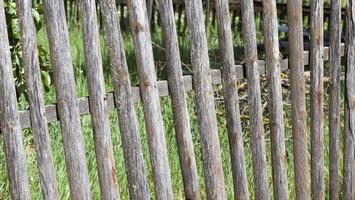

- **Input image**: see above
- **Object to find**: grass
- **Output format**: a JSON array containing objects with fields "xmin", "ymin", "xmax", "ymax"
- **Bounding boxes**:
[{"xmin": 0, "ymin": 11, "xmax": 348, "ymax": 199}]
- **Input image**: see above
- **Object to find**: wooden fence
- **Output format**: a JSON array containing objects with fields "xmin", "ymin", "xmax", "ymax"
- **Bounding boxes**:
[{"xmin": 0, "ymin": 0, "xmax": 354, "ymax": 199}]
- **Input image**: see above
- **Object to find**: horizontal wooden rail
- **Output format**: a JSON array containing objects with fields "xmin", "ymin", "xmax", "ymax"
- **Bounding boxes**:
[{"xmin": 19, "ymin": 44, "xmax": 344, "ymax": 129}]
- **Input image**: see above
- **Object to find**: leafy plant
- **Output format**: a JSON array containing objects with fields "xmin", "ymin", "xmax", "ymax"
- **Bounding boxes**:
[{"xmin": 4, "ymin": 0, "xmax": 52, "ymax": 102}]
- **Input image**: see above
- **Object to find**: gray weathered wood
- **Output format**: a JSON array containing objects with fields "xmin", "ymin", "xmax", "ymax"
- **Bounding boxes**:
[
  {"xmin": 99, "ymin": 0, "xmax": 150, "ymax": 198},
  {"xmin": 127, "ymin": 0, "xmax": 173, "ymax": 198},
  {"xmin": 42, "ymin": 0, "xmax": 91, "ymax": 199},
  {"xmin": 310, "ymin": 0, "xmax": 325, "ymax": 199},
  {"xmin": 0, "ymin": 0, "xmax": 30, "ymax": 199},
  {"xmin": 261, "ymin": 0, "xmax": 288, "ymax": 199},
  {"xmin": 15, "ymin": 0, "xmax": 59, "ymax": 199},
  {"xmin": 287, "ymin": 1, "xmax": 311, "ymax": 199},
  {"xmin": 183, "ymin": 0, "xmax": 227, "ymax": 199},
  {"xmin": 328, "ymin": 0, "xmax": 342, "ymax": 199},
  {"xmin": 240, "ymin": 0, "xmax": 269, "ymax": 199},
  {"xmin": 79, "ymin": 0, "xmax": 119, "ymax": 199},
  {"xmin": 214, "ymin": 0, "xmax": 249, "ymax": 199},
  {"xmin": 344, "ymin": 1, "xmax": 355, "ymax": 199},
  {"xmin": 155, "ymin": 0, "xmax": 201, "ymax": 199},
  {"xmin": 18, "ymin": 45, "xmax": 344, "ymax": 130}
]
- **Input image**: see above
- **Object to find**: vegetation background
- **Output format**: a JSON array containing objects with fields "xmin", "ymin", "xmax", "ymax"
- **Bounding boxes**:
[{"xmin": 0, "ymin": 0, "xmax": 349, "ymax": 199}]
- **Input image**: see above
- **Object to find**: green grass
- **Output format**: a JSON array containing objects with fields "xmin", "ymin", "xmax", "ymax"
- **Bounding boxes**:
[{"xmin": 0, "ymin": 16, "xmax": 348, "ymax": 199}]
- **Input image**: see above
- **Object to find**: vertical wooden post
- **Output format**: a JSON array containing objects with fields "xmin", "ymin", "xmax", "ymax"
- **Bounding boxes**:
[
  {"xmin": 183, "ymin": 0, "xmax": 227, "ymax": 199},
  {"xmin": 261, "ymin": 0, "xmax": 288, "ymax": 199},
  {"xmin": 146, "ymin": 0, "xmax": 153, "ymax": 27},
  {"xmin": 310, "ymin": 0, "xmax": 325, "ymax": 199},
  {"xmin": 214, "ymin": 0, "xmax": 249, "ymax": 199},
  {"xmin": 0, "ymin": 0, "xmax": 30, "ymax": 199},
  {"xmin": 344, "ymin": 0, "xmax": 355, "ymax": 199},
  {"xmin": 15, "ymin": 0, "xmax": 59, "ymax": 199},
  {"xmin": 42, "ymin": 0, "xmax": 91, "ymax": 199},
  {"xmin": 155, "ymin": 0, "xmax": 201, "ymax": 199},
  {"xmin": 127, "ymin": 0, "xmax": 173, "ymax": 199},
  {"xmin": 79, "ymin": 0, "xmax": 120, "ymax": 199},
  {"xmin": 287, "ymin": 0, "xmax": 311, "ymax": 199},
  {"xmin": 240, "ymin": 0, "xmax": 270, "ymax": 199},
  {"xmin": 328, "ymin": 0, "xmax": 342, "ymax": 199},
  {"xmin": 99, "ymin": 0, "xmax": 150, "ymax": 199}
]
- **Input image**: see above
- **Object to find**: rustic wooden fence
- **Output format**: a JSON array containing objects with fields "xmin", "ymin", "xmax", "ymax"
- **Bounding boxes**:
[{"xmin": 0, "ymin": 0, "xmax": 354, "ymax": 199}]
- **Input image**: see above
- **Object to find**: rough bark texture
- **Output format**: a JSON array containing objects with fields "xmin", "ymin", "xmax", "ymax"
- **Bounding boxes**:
[
  {"xmin": 0, "ymin": 1, "xmax": 30, "ymax": 199},
  {"xmin": 240, "ymin": 0, "xmax": 270, "ymax": 199},
  {"xmin": 261, "ymin": 0, "xmax": 288, "ymax": 199},
  {"xmin": 214, "ymin": 0, "xmax": 249, "ymax": 199},
  {"xmin": 344, "ymin": 1, "xmax": 355, "ymax": 199},
  {"xmin": 328, "ymin": 0, "xmax": 342, "ymax": 199},
  {"xmin": 79, "ymin": 0, "xmax": 119, "ymax": 199},
  {"xmin": 310, "ymin": 0, "xmax": 325, "ymax": 199},
  {"xmin": 99, "ymin": 0, "xmax": 150, "ymax": 199},
  {"xmin": 43, "ymin": 0, "xmax": 91, "ymax": 199},
  {"xmin": 183, "ymin": 0, "xmax": 227, "ymax": 199},
  {"xmin": 287, "ymin": 1, "xmax": 311, "ymax": 199},
  {"xmin": 15, "ymin": 0, "xmax": 58, "ymax": 199},
  {"xmin": 127, "ymin": 0, "xmax": 173, "ymax": 199},
  {"xmin": 155, "ymin": 0, "xmax": 201, "ymax": 199}
]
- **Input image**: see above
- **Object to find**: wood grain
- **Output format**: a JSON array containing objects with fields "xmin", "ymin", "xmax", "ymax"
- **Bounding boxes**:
[
  {"xmin": 155, "ymin": 0, "xmax": 201, "ymax": 199},
  {"xmin": 287, "ymin": 1, "xmax": 311, "ymax": 199},
  {"xmin": 42, "ymin": 0, "xmax": 91, "ymax": 199},
  {"xmin": 79, "ymin": 0, "xmax": 119, "ymax": 199},
  {"xmin": 0, "ymin": 0, "xmax": 30, "ymax": 199},
  {"xmin": 344, "ymin": 1, "xmax": 355, "ymax": 199},
  {"xmin": 99, "ymin": 0, "xmax": 150, "ymax": 198},
  {"xmin": 183, "ymin": 0, "xmax": 227, "ymax": 199},
  {"xmin": 18, "ymin": 45, "xmax": 344, "ymax": 129},
  {"xmin": 15, "ymin": 0, "xmax": 58, "ymax": 199},
  {"xmin": 310, "ymin": 0, "xmax": 325, "ymax": 199},
  {"xmin": 240, "ymin": 0, "xmax": 270, "ymax": 199},
  {"xmin": 127, "ymin": 0, "xmax": 173, "ymax": 198},
  {"xmin": 261, "ymin": 0, "xmax": 288, "ymax": 199},
  {"xmin": 214, "ymin": 0, "xmax": 249, "ymax": 199},
  {"xmin": 328, "ymin": 0, "xmax": 342, "ymax": 199}
]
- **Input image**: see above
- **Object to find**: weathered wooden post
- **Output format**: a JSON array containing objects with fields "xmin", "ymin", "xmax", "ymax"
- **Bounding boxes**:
[
  {"xmin": 15, "ymin": 0, "xmax": 59, "ymax": 199},
  {"xmin": 79, "ymin": 0, "xmax": 120, "ymax": 199},
  {"xmin": 344, "ymin": 0, "xmax": 355, "ymax": 199},
  {"xmin": 287, "ymin": 0, "xmax": 311, "ymax": 199},
  {"xmin": 328, "ymin": 0, "xmax": 342, "ymax": 199},
  {"xmin": 214, "ymin": 0, "xmax": 249, "ymax": 199},
  {"xmin": 183, "ymin": 0, "xmax": 227, "ymax": 199},
  {"xmin": 240, "ymin": 0, "xmax": 270, "ymax": 199},
  {"xmin": 310, "ymin": 0, "xmax": 325, "ymax": 199},
  {"xmin": 43, "ymin": 0, "xmax": 91, "ymax": 198},
  {"xmin": 155, "ymin": 0, "xmax": 201, "ymax": 199},
  {"xmin": 127, "ymin": 0, "xmax": 173, "ymax": 198},
  {"xmin": 0, "ymin": 0, "xmax": 30, "ymax": 199},
  {"xmin": 261, "ymin": 0, "xmax": 288, "ymax": 199},
  {"xmin": 99, "ymin": 0, "xmax": 150, "ymax": 199}
]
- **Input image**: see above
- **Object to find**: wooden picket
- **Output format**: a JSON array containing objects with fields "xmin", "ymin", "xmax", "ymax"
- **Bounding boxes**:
[
  {"xmin": 0, "ymin": 0, "xmax": 354, "ymax": 199},
  {"xmin": 42, "ymin": 0, "xmax": 91, "ymax": 199},
  {"xmin": 240, "ymin": 0, "xmax": 270, "ymax": 199},
  {"xmin": 15, "ymin": 0, "xmax": 58, "ymax": 199},
  {"xmin": 0, "ymin": 0, "xmax": 30, "ymax": 199}
]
